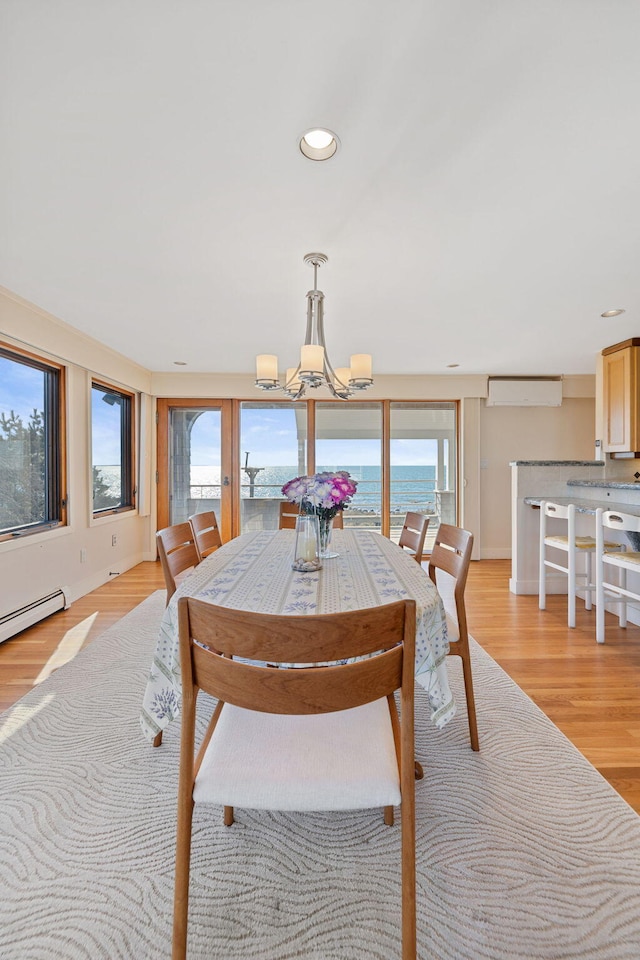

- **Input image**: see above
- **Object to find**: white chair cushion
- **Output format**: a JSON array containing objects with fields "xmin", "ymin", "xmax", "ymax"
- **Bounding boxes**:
[{"xmin": 193, "ymin": 697, "xmax": 401, "ymax": 811}]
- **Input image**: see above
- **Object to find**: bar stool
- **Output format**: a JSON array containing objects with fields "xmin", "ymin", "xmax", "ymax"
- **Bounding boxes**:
[
  {"xmin": 539, "ymin": 501, "xmax": 601, "ymax": 628},
  {"xmin": 595, "ymin": 508, "xmax": 640, "ymax": 644}
]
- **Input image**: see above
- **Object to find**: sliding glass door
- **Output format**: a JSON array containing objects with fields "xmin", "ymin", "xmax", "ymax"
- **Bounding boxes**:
[
  {"xmin": 315, "ymin": 403, "xmax": 383, "ymax": 530},
  {"xmin": 238, "ymin": 402, "xmax": 307, "ymax": 532},
  {"xmin": 156, "ymin": 400, "xmax": 233, "ymax": 539},
  {"xmin": 389, "ymin": 402, "xmax": 457, "ymax": 550},
  {"xmin": 158, "ymin": 398, "xmax": 457, "ymax": 550}
]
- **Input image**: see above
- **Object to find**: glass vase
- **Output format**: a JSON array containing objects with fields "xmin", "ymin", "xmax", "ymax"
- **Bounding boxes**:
[
  {"xmin": 319, "ymin": 514, "xmax": 339, "ymax": 559},
  {"xmin": 292, "ymin": 515, "xmax": 322, "ymax": 572}
]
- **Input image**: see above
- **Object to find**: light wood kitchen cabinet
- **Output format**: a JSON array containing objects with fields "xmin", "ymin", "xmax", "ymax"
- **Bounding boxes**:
[{"xmin": 602, "ymin": 338, "xmax": 640, "ymax": 455}]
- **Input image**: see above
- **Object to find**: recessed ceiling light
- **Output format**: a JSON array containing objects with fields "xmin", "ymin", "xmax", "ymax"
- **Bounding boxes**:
[
  {"xmin": 446, "ymin": 363, "xmax": 460, "ymax": 368},
  {"xmin": 173, "ymin": 361, "xmax": 187, "ymax": 366},
  {"xmin": 601, "ymin": 308, "xmax": 625, "ymax": 318},
  {"xmin": 299, "ymin": 128, "xmax": 340, "ymax": 161}
]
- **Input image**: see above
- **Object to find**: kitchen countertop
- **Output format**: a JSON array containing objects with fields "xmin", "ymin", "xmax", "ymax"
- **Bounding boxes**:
[
  {"xmin": 509, "ymin": 460, "xmax": 605, "ymax": 467},
  {"xmin": 567, "ymin": 478, "xmax": 640, "ymax": 490}
]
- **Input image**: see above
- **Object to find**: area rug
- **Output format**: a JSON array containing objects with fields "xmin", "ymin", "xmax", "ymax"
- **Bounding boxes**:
[{"xmin": 1, "ymin": 592, "xmax": 639, "ymax": 960}]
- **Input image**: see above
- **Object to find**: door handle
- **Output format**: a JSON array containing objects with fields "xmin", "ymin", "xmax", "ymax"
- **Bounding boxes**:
[{"xmin": 222, "ymin": 476, "xmax": 230, "ymax": 486}]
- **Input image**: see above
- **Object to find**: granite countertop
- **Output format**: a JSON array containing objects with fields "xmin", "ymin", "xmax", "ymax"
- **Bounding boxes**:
[
  {"xmin": 567, "ymin": 479, "xmax": 640, "ymax": 490},
  {"xmin": 510, "ymin": 460, "xmax": 605, "ymax": 467}
]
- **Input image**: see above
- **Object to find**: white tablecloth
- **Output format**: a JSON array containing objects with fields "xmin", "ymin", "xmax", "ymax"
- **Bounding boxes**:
[{"xmin": 140, "ymin": 529, "xmax": 455, "ymax": 741}]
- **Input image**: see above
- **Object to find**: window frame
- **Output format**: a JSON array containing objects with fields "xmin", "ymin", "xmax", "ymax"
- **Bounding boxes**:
[
  {"xmin": 91, "ymin": 378, "xmax": 136, "ymax": 518},
  {"xmin": 0, "ymin": 343, "xmax": 67, "ymax": 541}
]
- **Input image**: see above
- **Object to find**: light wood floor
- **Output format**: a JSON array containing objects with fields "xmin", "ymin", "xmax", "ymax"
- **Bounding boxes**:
[{"xmin": 1, "ymin": 558, "xmax": 639, "ymax": 813}]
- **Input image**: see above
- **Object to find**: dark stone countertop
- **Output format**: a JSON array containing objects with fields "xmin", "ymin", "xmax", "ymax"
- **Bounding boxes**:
[
  {"xmin": 567, "ymin": 479, "xmax": 640, "ymax": 490},
  {"xmin": 510, "ymin": 460, "xmax": 605, "ymax": 467}
]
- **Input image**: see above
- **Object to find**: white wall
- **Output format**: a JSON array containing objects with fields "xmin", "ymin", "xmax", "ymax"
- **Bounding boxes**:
[
  {"xmin": 0, "ymin": 288, "xmax": 155, "ymax": 622},
  {"xmin": 479, "ymin": 396, "xmax": 596, "ymax": 558}
]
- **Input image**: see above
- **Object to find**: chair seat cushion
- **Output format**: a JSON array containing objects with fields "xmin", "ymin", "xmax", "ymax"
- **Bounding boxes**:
[
  {"xmin": 193, "ymin": 698, "xmax": 401, "ymax": 811},
  {"xmin": 545, "ymin": 535, "xmax": 619, "ymax": 550},
  {"xmin": 545, "ymin": 535, "xmax": 596, "ymax": 549},
  {"xmin": 604, "ymin": 550, "xmax": 640, "ymax": 566}
]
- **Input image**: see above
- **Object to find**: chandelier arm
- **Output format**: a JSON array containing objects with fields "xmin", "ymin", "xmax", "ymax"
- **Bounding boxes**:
[
  {"xmin": 316, "ymin": 303, "xmax": 351, "ymax": 397},
  {"xmin": 304, "ymin": 292, "xmax": 314, "ymax": 344}
]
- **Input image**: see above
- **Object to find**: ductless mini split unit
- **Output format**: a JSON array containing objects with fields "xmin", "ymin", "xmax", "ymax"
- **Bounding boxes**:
[{"xmin": 486, "ymin": 378, "xmax": 563, "ymax": 407}]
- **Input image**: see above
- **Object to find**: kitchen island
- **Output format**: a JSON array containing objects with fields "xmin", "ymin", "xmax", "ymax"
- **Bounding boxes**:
[{"xmin": 510, "ymin": 461, "xmax": 640, "ymax": 616}]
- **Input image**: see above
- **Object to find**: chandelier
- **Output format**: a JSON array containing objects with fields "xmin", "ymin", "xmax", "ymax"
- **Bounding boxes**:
[{"xmin": 255, "ymin": 253, "xmax": 373, "ymax": 401}]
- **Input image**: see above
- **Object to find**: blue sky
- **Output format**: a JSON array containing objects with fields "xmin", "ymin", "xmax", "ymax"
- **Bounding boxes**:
[
  {"xmin": 91, "ymin": 388, "xmax": 123, "ymax": 465},
  {"xmin": 1, "ymin": 360, "xmax": 123, "ymax": 464},
  {"xmin": 0, "ymin": 357, "xmax": 44, "ymax": 425},
  {"xmin": 191, "ymin": 407, "xmax": 439, "ymax": 467},
  {"xmin": 2, "ymin": 364, "xmax": 440, "ymax": 467}
]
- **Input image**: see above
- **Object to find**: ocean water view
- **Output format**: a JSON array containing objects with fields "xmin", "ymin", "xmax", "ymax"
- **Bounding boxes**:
[{"xmin": 190, "ymin": 464, "xmax": 439, "ymax": 515}]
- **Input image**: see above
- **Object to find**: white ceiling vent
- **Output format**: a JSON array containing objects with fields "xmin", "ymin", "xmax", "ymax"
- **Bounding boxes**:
[{"xmin": 486, "ymin": 379, "xmax": 563, "ymax": 407}]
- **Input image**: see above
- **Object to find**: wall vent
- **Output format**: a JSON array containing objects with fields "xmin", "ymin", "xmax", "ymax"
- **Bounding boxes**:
[
  {"xmin": 486, "ymin": 378, "xmax": 563, "ymax": 407},
  {"xmin": 0, "ymin": 589, "xmax": 66, "ymax": 645}
]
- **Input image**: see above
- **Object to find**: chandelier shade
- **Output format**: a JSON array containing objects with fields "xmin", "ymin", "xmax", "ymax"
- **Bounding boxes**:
[{"xmin": 255, "ymin": 253, "xmax": 373, "ymax": 401}]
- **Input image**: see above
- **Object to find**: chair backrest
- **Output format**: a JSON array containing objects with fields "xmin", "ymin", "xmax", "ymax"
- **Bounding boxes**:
[
  {"xmin": 279, "ymin": 501, "xmax": 300, "ymax": 529},
  {"xmin": 600, "ymin": 509, "xmax": 640, "ymax": 536},
  {"xmin": 178, "ymin": 597, "xmax": 416, "ymax": 717},
  {"xmin": 157, "ymin": 522, "xmax": 200, "ymax": 604},
  {"xmin": 189, "ymin": 510, "xmax": 222, "ymax": 561},
  {"xmin": 399, "ymin": 511, "xmax": 429, "ymax": 562},
  {"xmin": 540, "ymin": 500, "xmax": 576, "ymax": 549},
  {"xmin": 542, "ymin": 501, "xmax": 571, "ymax": 521},
  {"xmin": 279, "ymin": 502, "xmax": 344, "ymax": 530},
  {"xmin": 597, "ymin": 508, "xmax": 640, "ymax": 561},
  {"xmin": 428, "ymin": 523, "xmax": 474, "ymax": 636}
]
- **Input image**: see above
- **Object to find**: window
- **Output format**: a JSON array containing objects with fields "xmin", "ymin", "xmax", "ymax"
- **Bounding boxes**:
[
  {"xmin": 91, "ymin": 381, "xmax": 135, "ymax": 515},
  {"xmin": 239, "ymin": 402, "xmax": 307, "ymax": 531},
  {"xmin": 315, "ymin": 402, "xmax": 383, "ymax": 529},
  {"xmin": 389, "ymin": 402, "xmax": 457, "ymax": 548},
  {"xmin": 0, "ymin": 345, "xmax": 65, "ymax": 537}
]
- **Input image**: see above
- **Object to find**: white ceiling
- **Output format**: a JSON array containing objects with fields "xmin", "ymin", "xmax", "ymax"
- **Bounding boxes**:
[{"xmin": 1, "ymin": 1, "xmax": 639, "ymax": 377}]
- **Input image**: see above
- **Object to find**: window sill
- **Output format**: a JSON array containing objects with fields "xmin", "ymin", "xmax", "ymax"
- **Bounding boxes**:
[
  {"xmin": 90, "ymin": 507, "xmax": 139, "ymax": 527},
  {"xmin": 0, "ymin": 523, "xmax": 72, "ymax": 552}
]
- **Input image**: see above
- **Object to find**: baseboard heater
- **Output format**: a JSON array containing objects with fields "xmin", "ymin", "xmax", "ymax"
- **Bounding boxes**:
[{"xmin": 0, "ymin": 589, "xmax": 67, "ymax": 645}]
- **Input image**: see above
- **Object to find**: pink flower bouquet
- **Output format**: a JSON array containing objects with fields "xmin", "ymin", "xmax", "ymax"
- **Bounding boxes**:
[{"xmin": 281, "ymin": 470, "xmax": 357, "ymax": 521}]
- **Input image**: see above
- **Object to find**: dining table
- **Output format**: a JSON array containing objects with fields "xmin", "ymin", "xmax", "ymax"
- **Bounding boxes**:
[{"xmin": 140, "ymin": 528, "xmax": 455, "ymax": 743}]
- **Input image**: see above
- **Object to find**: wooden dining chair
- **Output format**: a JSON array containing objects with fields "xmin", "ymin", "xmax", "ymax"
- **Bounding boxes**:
[
  {"xmin": 428, "ymin": 523, "xmax": 479, "ymax": 751},
  {"xmin": 279, "ymin": 501, "xmax": 344, "ymax": 529},
  {"xmin": 156, "ymin": 522, "xmax": 200, "ymax": 606},
  {"xmin": 188, "ymin": 510, "xmax": 222, "ymax": 561},
  {"xmin": 278, "ymin": 501, "xmax": 300, "ymax": 529},
  {"xmin": 399, "ymin": 511, "xmax": 429, "ymax": 563},
  {"xmin": 173, "ymin": 597, "xmax": 417, "ymax": 960}
]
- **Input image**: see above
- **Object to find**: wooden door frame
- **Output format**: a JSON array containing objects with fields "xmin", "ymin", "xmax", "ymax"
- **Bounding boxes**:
[{"xmin": 156, "ymin": 399, "xmax": 233, "ymax": 541}]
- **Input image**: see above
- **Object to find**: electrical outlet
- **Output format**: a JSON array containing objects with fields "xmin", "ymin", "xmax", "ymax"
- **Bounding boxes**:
[
  {"xmin": 80, "ymin": 548, "xmax": 87, "ymax": 563},
  {"xmin": 111, "ymin": 534, "xmax": 118, "ymax": 547}
]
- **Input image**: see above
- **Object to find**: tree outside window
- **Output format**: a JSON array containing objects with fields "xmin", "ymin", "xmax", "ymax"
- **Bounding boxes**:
[{"xmin": 0, "ymin": 348, "xmax": 64, "ymax": 536}]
